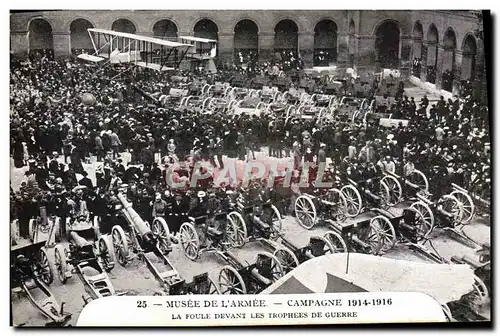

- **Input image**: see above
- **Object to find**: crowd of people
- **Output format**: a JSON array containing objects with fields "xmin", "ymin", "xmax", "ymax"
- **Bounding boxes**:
[{"xmin": 10, "ymin": 49, "xmax": 490, "ymax": 240}]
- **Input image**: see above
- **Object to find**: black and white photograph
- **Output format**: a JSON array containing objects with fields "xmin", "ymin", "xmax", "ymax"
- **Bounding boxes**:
[{"xmin": 9, "ymin": 8, "xmax": 491, "ymax": 327}]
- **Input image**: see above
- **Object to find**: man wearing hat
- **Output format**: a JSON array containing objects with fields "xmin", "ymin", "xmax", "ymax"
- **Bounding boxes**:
[
  {"xmin": 188, "ymin": 190, "xmax": 208, "ymax": 219},
  {"xmin": 317, "ymin": 143, "xmax": 327, "ymax": 166}
]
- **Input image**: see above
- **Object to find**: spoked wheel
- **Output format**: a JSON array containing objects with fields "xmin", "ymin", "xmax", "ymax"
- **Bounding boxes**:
[
  {"xmin": 471, "ymin": 275, "xmax": 489, "ymax": 306},
  {"xmin": 441, "ymin": 304, "xmax": 453, "ymax": 322},
  {"xmin": 152, "ymin": 217, "xmax": 172, "ymax": 255},
  {"xmin": 324, "ymin": 231, "xmax": 348, "ymax": 253},
  {"xmin": 111, "ymin": 225, "xmax": 129, "ymax": 267},
  {"xmin": 28, "ymin": 219, "xmax": 36, "ymax": 243},
  {"xmin": 369, "ymin": 216, "xmax": 397, "ymax": 253},
  {"xmin": 227, "ymin": 211, "xmax": 247, "ymax": 248},
  {"xmin": 326, "ymin": 188, "xmax": 348, "ymax": 220},
  {"xmin": 378, "ymin": 181, "xmax": 391, "ymax": 209},
  {"xmin": 407, "ymin": 170, "xmax": 429, "ymax": 193},
  {"xmin": 54, "ymin": 244, "xmax": 69, "ymax": 284},
  {"xmin": 409, "ymin": 201, "xmax": 435, "ymax": 236},
  {"xmin": 308, "ymin": 236, "xmax": 336, "ymax": 257},
  {"xmin": 356, "ymin": 225, "xmax": 382, "ymax": 255},
  {"xmin": 36, "ymin": 248, "xmax": 54, "ymax": 285},
  {"xmin": 381, "ymin": 175, "xmax": 402, "ymax": 206},
  {"xmin": 440, "ymin": 195, "xmax": 464, "ymax": 227},
  {"xmin": 256, "ymin": 251, "xmax": 285, "ymax": 282},
  {"xmin": 340, "ymin": 185, "xmax": 362, "ymax": 217},
  {"xmin": 11, "ymin": 220, "xmax": 20, "ymax": 245},
  {"xmin": 98, "ymin": 235, "xmax": 115, "ymax": 271},
  {"xmin": 273, "ymin": 247, "xmax": 299, "ymax": 273},
  {"xmin": 263, "ymin": 205, "xmax": 282, "ymax": 240},
  {"xmin": 450, "ymin": 190, "xmax": 475, "ymax": 223},
  {"xmin": 218, "ymin": 265, "xmax": 247, "ymax": 295},
  {"xmin": 179, "ymin": 222, "xmax": 200, "ymax": 261},
  {"xmin": 223, "ymin": 216, "xmax": 239, "ymax": 247},
  {"xmin": 294, "ymin": 195, "xmax": 317, "ymax": 229}
]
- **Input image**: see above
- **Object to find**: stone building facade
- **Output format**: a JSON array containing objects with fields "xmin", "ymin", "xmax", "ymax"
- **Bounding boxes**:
[{"xmin": 10, "ymin": 10, "xmax": 485, "ymax": 92}]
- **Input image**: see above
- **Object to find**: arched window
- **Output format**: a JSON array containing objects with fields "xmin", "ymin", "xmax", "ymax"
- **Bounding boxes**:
[
  {"xmin": 70, "ymin": 19, "xmax": 94, "ymax": 55},
  {"xmin": 234, "ymin": 19, "xmax": 259, "ymax": 65},
  {"xmin": 274, "ymin": 19, "xmax": 299, "ymax": 62},
  {"xmin": 374, "ymin": 20, "xmax": 400, "ymax": 69},
  {"xmin": 28, "ymin": 19, "xmax": 53, "ymax": 58},
  {"xmin": 313, "ymin": 20, "xmax": 338, "ymax": 66}
]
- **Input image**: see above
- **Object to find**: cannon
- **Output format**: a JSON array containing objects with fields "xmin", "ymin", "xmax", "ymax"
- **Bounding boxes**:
[
  {"xmin": 204, "ymin": 82, "xmax": 232, "ymax": 98},
  {"xmin": 108, "ymin": 193, "xmax": 218, "ymax": 295},
  {"xmin": 53, "ymin": 225, "xmax": 117, "ymax": 305},
  {"xmin": 257, "ymin": 86, "xmax": 281, "ymax": 103},
  {"xmin": 28, "ymin": 206, "xmax": 59, "ymax": 244},
  {"xmin": 11, "ymin": 240, "xmax": 71, "ymax": 326},
  {"xmin": 178, "ymin": 212, "xmax": 239, "ymax": 261},
  {"xmin": 217, "ymin": 251, "xmax": 286, "ymax": 295},
  {"xmin": 386, "ymin": 168, "xmax": 429, "ymax": 198}
]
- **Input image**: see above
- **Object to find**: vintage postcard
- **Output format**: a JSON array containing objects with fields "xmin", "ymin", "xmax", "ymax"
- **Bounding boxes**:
[{"xmin": 9, "ymin": 8, "xmax": 491, "ymax": 327}]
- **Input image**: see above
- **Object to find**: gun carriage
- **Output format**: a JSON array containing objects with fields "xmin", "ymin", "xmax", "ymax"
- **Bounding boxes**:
[{"xmin": 11, "ymin": 239, "xmax": 71, "ymax": 326}]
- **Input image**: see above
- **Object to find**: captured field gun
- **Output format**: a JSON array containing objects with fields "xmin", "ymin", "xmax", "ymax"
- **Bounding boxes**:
[
  {"xmin": 11, "ymin": 239, "xmax": 71, "ymax": 326},
  {"xmin": 53, "ymin": 217, "xmax": 118, "ymax": 306},
  {"xmin": 109, "ymin": 193, "xmax": 218, "ymax": 295}
]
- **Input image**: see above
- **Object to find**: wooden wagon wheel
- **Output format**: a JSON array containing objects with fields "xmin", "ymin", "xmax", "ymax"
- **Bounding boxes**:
[
  {"xmin": 111, "ymin": 225, "xmax": 129, "ymax": 267},
  {"xmin": 309, "ymin": 236, "xmax": 336, "ymax": 257},
  {"xmin": 340, "ymin": 185, "xmax": 362, "ymax": 217},
  {"xmin": 152, "ymin": 217, "xmax": 172, "ymax": 256},
  {"xmin": 369, "ymin": 216, "xmax": 397, "ymax": 253},
  {"xmin": 326, "ymin": 188, "xmax": 348, "ymax": 221},
  {"xmin": 441, "ymin": 304, "xmax": 453, "ymax": 322},
  {"xmin": 378, "ymin": 181, "xmax": 392, "ymax": 209},
  {"xmin": 228, "ymin": 211, "xmax": 247, "ymax": 248},
  {"xmin": 179, "ymin": 222, "xmax": 200, "ymax": 261},
  {"xmin": 218, "ymin": 265, "xmax": 247, "ymax": 295},
  {"xmin": 263, "ymin": 205, "xmax": 282, "ymax": 240},
  {"xmin": 28, "ymin": 219, "xmax": 36, "ymax": 243},
  {"xmin": 223, "ymin": 216, "xmax": 239, "ymax": 247},
  {"xmin": 450, "ymin": 190, "xmax": 475, "ymax": 223},
  {"xmin": 324, "ymin": 231, "xmax": 348, "ymax": 253},
  {"xmin": 54, "ymin": 244, "xmax": 69, "ymax": 284},
  {"xmin": 357, "ymin": 224, "xmax": 382, "ymax": 255},
  {"xmin": 11, "ymin": 219, "xmax": 20, "ymax": 246},
  {"xmin": 440, "ymin": 195, "xmax": 464, "ymax": 227},
  {"xmin": 257, "ymin": 251, "xmax": 285, "ymax": 282},
  {"xmin": 54, "ymin": 217, "xmax": 64, "ymax": 243},
  {"xmin": 472, "ymin": 275, "xmax": 489, "ymax": 305},
  {"xmin": 407, "ymin": 169, "xmax": 429, "ymax": 192},
  {"xmin": 409, "ymin": 201, "xmax": 435, "ymax": 234},
  {"xmin": 273, "ymin": 247, "xmax": 299, "ymax": 273},
  {"xmin": 36, "ymin": 247, "xmax": 54, "ymax": 285},
  {"xmin": 381, "ymin": 175, "xmax": 402, "ymax": 206},
  {"xmin": 294, "ymin": 195, "xmax": 317, "ymax": 229},
  {"xmin": 98, "ymin": 235, "xmax": 115, "ymax": 271}
]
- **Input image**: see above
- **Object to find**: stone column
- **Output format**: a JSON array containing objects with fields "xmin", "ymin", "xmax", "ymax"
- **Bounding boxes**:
[
  {"xmin": 337, "ymin": 31, "xmax": 349, "ymax": 68},
  {"xmin": 435, "ymin": 44, "xmax": 446, "ymax": 89},
  {"xmin": 298, "ymin": 32, "xmax": 314, "ymax": 68},
  {"xmin": 354, "ymin": 35, "xmax": 376, "ymax": 77},
  {"xmin": 452, "ymin": 49, "xmax": 463, "ymax": 96},
  {"xmin": 52, "ymin": 32, "xmax": 71, "ymax": 59},
  {"xmin": 10, "ymin": 31, "xmax": 29, "ymax": 57},
  {"xmin": 420, "ymin": 42, "xmax": 428, "ymax": 81},
  {"xmin": 218, "ymin": 32, "xmax": 234, "ymax": 64},
  {"xmin": 258, "ymin": 31, "xmax": 274, "ymax": 63},
  {"xmin": 400, "ymin": 35, "xmax": 413, "ymax": 78}
]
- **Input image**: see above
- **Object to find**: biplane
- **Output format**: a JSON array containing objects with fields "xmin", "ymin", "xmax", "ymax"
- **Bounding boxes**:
[
  {"xmin": 179, "ymin": 36, "xmax": 218, "ymax": 73},
  {"xmin": 77, "ymin": 28, "xmax": 194, "ymax": 75}
]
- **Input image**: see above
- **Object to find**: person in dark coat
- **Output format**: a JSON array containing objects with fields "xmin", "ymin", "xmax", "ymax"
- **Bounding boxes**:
[{"xmin": 79, "ymin": 171, "xmax": 93, "ymax": 189}]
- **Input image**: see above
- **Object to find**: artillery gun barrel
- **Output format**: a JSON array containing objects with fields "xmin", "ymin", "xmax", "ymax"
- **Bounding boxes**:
[
  {"xmin": 250, "ymin": 268, "xmax": 272, "ymax": 286},
  {"xmin": 116, "ymin": 193, "xmax": 151, "ymax": 236},
  {"xmin": 252, "ymin": 216, "xmax": 269, "ymax": 229},
  {"xmin": 351, "ymin": 235, "xmax": 370, "ymax": 250}
]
